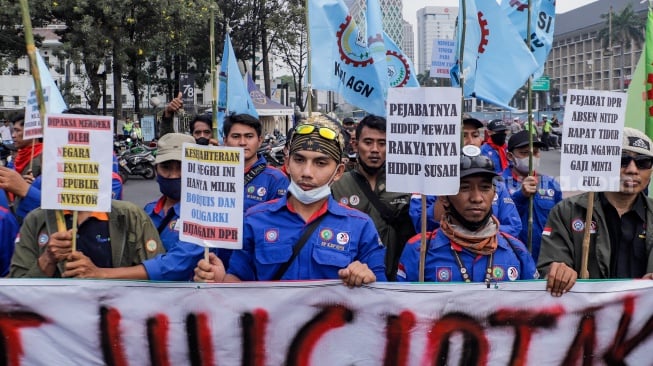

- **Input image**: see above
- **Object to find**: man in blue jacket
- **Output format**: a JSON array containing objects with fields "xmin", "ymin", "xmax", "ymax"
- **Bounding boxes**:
[
  {"xmin": 398, "ymin": 146, "xmax": 537, "ymax": 283},
  {"xmin": 501, "ymin": 131, "xmax": 561, "ymax": 262},
  {"xmin": 194, "ymin": 115, "xmax": 386, "ymax": 286}
]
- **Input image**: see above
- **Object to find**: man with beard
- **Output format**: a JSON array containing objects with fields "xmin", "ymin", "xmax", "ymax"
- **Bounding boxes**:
[
  {"xmin": 539, "ymin": 128, "xmax": 653, "ymax": 296},
  {"xmin": 397, "ymin": 145, "xmax": 537, "ymax": 283},
  {"xmin": 331, "ymin": 115, "xmax": 414, "ymax": 281},
  {"xmin": 481, "ymin": 119, "xmax": 510, "ymax": 174}
]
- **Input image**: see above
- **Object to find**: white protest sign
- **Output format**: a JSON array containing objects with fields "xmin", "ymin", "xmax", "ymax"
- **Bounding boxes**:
[
  {"xmin": 560, "ymin": 89, "xmax": 626, "ymax": 191},
  {"xmin": 386, "ymin": 87, "xmax": 461, "ymax": 195},
  {"xmin": 23, "ymin": 87, "xmax": 52, "ymax": 139},
  {"xmin": 430, "ymin": 39, "xmax": 456, "ymax": 78},
  {"xmin": 41, "ymin": 114, "xmax": 114, "ymax": 212},
  {"xmin": 180, "ymin": 144, "xmax": 244, "ymax": 249}
]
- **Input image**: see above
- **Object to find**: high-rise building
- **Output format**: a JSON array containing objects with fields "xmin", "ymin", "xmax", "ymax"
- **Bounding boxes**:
[
  {"xmin": 344, "ymin": 0, "xmax": 405, "ymax": 48},
  {"xmin": 402, "ymin": 20, "xmax": 414, "ymax": 63},
  {"xmin": 416, "ymin": 6, "xmax": 458, "ymax": 75}
]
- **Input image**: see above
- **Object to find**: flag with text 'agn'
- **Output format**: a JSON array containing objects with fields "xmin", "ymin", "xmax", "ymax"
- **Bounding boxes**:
[{"xmin": 309, "ymin": 0, "xmax": 386, "ymax": 116}]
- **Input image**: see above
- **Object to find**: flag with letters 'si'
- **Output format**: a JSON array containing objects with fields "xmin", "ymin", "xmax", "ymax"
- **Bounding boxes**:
[
  {"xmin": 450, "ymin": 0, "xmax": 538, "ymax": 110},
  {"xmin": 366, "ymin": 0, "xmax": 388, "ymax": 95},
  {"xmin": 501, "ymin": 0, "xmax": 555, "ymax": 80},
  {"xmin": 308, "ymin": 0, "xmax": 386, "ymax": 116},
  {"xmin": 645, "ymin": 5, "xmax": 653, "ymax": 139},
  {"xmin": 217, "ymin": 34, "xmax": 258, "ymax": 138}
]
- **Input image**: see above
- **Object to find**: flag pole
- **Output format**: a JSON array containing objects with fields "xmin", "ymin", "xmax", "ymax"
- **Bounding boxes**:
[
  {"xmin": 526, "ymin": 0, "xmax": 535, "ymax": 254},
  {"xmin": 19, "ymin": 0, "xmax": 66, "ymax": 231},
  {"xmin": 305, "ymin": 0, "xmax": 312, "ymax": 118},
  {"xmin": 208, "ymin": 6, "xmax": 217, "ymax": 262}
]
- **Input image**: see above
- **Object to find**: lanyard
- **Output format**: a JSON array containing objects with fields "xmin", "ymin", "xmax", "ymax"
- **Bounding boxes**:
[{"xmin": 451, "ymin": 246, "xmax": 494, "ymax": 286}]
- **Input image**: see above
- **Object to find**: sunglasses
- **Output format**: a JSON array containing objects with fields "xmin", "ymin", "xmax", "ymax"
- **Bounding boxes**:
[
  {"xmin": 294, "ymin": 124, "xmax": 340, "ymax": 145},
  {"xmin": 461, "ymin": 154, "xmax": 494, "ymax": 170},
  {"xmin": 621, "ymin": 155, "xmax": 653, "ymax": 169}
]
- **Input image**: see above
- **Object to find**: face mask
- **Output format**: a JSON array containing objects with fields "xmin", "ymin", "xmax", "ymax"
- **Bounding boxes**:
[
  {"xmin": 157, "ymin": 175, "xmax": 181, "ymax": 201},
  {"xmin": 195, "ymin": 137, "xmax": 210, "ymax": 146},
  {"xmin": 513, "ymin": 156, "xmax": 539, "ymax": 174},
  {"xmin": 490, "ymin": 133, "xmax": 506, "ymax": 146},
  {"xmin": 288, "ymin": 165, "xmax": 340, "ymax": 204}
]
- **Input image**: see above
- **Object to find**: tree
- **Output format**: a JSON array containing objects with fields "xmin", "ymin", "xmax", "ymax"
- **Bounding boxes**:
[
  {"xmin": 0, "ymin": 0, "xmax": 51, "ymax": 74},
  {"xmin": 597, "ymin": 4, "xmax": 645, "ymax": 91},
  {"xmin": 273, "ymin": 3, "xmax": 307, "ymax": 110}
]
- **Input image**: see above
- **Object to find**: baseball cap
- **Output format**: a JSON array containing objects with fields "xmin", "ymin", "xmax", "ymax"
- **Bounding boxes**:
[
  {"xmin": 507, "ymin": 130, "xmax": 546, "ymax": 151},
  {"xmin": 342, "ymin": 117, "xmax": 356, "ymax": 126},
  {"xmin": 155, "ymin": 133, "xmax": 196, "ymax": 164},
  {"xmin": 487, "ymin": 119, "xmax": 507, "ymax": 132},
  {"xmin": 622, "ymin": 127, "xmax": 653, "ymax": 157},
  {"xmin": 463, "ymin": 117, "xmax": 483, "ymax": 129},
  {"xmin": 460, "ymin": 145, "xmax": 499, "ymax": 178}
]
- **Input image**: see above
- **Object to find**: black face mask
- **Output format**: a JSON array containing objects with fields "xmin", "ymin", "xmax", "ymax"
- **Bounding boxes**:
[
  {"xmin": 490, "ymin": 133, "xmax": 506, "ymax": 146},
  {"xmin": 195, "ymin": 137, "xmax": 210, "ymax": 146},
  {"xmin": 446, "ymin": 201, "xmax": 492, "ymax": 232}
]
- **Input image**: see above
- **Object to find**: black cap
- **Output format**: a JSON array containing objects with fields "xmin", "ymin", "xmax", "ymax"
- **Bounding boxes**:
[
  {"xmin": 463, "ymin": 118, "xmax": 483, "ymax": 129},
  {"xmin": 342, "ymin": 117, "xmax": 356, "ymax": 126},
  {"xmin": 487, "ymin": 119, "xmax": 508, "ymax": 132},
  {"xmin": 507, "ymin": 130, "xmax": 546, "ymax": 151},
  {"xmin": 460, "ymin": 145, "xmax": 499, "ymax": 178}
]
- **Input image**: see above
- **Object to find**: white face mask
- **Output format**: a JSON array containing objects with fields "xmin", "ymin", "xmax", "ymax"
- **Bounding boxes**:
[
  {"xmin": 513, "ymin": 156, "xmax": 539, "ymax": 174},
  {"xmin": 288, "ymin": 165, "xmax": 341, "ymax": 204}
]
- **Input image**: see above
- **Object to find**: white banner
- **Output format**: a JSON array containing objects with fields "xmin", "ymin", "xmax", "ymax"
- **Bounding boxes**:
[
  {"xmin": 41, "ymin": 114, "xmax": 114, "ymax": 212},
  {"xmin": 23, "ymin": 87, "xmax": 52, "ymax": 139},
  {"xmin": 560, "ymin": 89, "xmax": 626, "ymax": 191},
  {"xmin": 1, "ymin": 280, "xmax": 653, "ymax": 365},
  {"xmin": 180, "ymin": 143, "xmax": 244, "ymax": 249},
  {"xmin": 430, "ymin": 39, "xmax": 457, "ymax": 78},
  {"xmin": 386, "ymin": 87, "xmax": 461, "ymax": 195}
]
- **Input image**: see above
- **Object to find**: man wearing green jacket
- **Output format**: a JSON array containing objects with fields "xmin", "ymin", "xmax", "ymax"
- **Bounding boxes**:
[
  {"xmin": 331, "ymin": 115, "xmax": 414, "ymax": 281},
  {"xmin": 539, "ymin": 127, "xmax": 653, "ymax": 296},
  {"xmin": 10, "ymin": 200, "xmax": 164, "ymax": 278}
]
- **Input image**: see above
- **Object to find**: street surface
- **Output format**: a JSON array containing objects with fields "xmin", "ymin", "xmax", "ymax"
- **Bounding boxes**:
[{"xmin": 121, "ymin": 148, "xmax": 567, "ymax": 208}]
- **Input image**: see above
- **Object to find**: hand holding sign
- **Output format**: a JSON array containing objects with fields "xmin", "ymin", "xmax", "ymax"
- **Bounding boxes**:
[{"xmin": 193, "ymin": 253, "xmax": 227, "ymax": 283}]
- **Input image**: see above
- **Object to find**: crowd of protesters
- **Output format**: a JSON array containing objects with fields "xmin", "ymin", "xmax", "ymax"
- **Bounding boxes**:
[{"xmin": 1, "ymin": 99, "xmax": 652, "ymax": 296}]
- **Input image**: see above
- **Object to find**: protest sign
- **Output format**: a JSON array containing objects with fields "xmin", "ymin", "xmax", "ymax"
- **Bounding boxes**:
[
  {"xmin": 41, "ymin": 113, "xmax": 114, "ymax": 212},
  {"xmin": 1, "ymin": 279, "xmax": 652, "ymax": 365},
  {"xmin": 179, "ymin": 144, "xmax": 244, "ymax": 249},
  {"xmin": 430, "ymin": 39, "xmax": 456, "ymax": 78},
  {"xmin": 560, "ymin": 89, "xmax": 626, "ymax": 191},
  {"xmin": 23, "ymin": 87, "xmax": 52, "ymax": 139},
  {"xmin": 140, "ymin": 115, "xmax": 156, "ymax": 141},
  {"xmin": 179, "ymin": 73, "xmax": 195, "ymax": 110},
  {"xmin": 386, "ymin": 87, "xmax": 461, "ymax": 195}
]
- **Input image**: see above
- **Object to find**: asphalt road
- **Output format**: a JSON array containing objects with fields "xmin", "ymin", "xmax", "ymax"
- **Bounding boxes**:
[{"xmin": 121, "ymin": 149, "xmax": 565, "ymax": 208}]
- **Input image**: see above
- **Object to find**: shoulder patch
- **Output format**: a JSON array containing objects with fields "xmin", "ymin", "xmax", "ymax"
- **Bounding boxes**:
[{"xmin": 146, "ymin": 239, "xmax": 158, "ymax": 253}]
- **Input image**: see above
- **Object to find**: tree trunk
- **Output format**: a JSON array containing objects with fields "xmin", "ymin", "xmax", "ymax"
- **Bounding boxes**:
[{"xmin": 112, "ymin": 43, "xmax": 123, "ymax": 123}]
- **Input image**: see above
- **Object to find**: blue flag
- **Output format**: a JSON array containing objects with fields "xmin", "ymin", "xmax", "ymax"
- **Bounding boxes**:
[
  {"xmin": 451, "ymin": 0, "xmax": 538, "ymax": 110},
  {"xmin": 366, "ymin": 0, "xmax": 388, "ymax": 96},
  {"xmin": 309, "ymin": 0, "xmax": 386, "ymax": 116},
  {"xmin": 217, "ymin": 34, "xmax": 258, "ymax": 137},
  {"xmin": 384, "ymin": 32, "xmax": 419, "ymax": 88},
  {"xmin": 501, "ymin": 0, "xmax": 555, "ymax": 79}
]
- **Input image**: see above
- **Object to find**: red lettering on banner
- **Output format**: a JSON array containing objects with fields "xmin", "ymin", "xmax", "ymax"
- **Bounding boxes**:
[
  {"xmin": 186, "ymin": 313, "xmax": 215, "ymax": 366},
  {"xmin": 425, "ymin": 312, "xmax": 489, "ymax": 366},
  {"xmin": 603, "ymin": 296, "xmax": 653, "ymax": 363},
  {"xmin": 488, "ymin": 306, "xmax": 564, "ymax": 366},
  {"xmin": 147, "ymin": 314, "xmax": 170, "ymax": 366},
  {"xmin": 100, "ymin": 306, "xmax": 128, "ymax": 366},
  {"xmin": 285, "ymin": 305, "xmax": 354, "ymax": 365},
  {"xmin": 562, "ymin": 306, "xmax": 600, "ymax": 366},
  {"xmin": 241, "ymin": 309, "xmax": 269, "ymax": 366},
  {"xmin": 383, "ymin": 311, "xmax": 416, "ymax": 366},
  {"xmin": 0, "ymin": 311, "xmax": 47, "ymax": 366}
]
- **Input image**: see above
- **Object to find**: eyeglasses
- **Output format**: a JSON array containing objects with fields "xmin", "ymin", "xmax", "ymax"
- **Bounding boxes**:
[
  {"xmin": 461, "ymin": 154, "xmax": 494, "ymax": 170},
  {"xmin": 621, "ymin": 155, "xmax": 653, "ymax": 169},
  {"xmin": 294, "ymin": 124, "xmax": 340, "ymax": 147}
]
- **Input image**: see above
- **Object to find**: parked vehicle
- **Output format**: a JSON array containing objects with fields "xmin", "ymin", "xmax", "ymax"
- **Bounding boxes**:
[{"xmin": 118, "ymin": 150, "xmax": 156, "ymax": 181}]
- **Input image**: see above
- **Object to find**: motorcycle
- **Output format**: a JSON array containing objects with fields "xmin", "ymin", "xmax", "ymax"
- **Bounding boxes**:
[{"xmin": 118, "ymin": 150, "xmax": 156, "ymax": 181}]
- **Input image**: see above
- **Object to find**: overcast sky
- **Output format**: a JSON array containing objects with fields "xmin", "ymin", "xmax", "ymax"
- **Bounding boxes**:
[{"xmin": 403, "ymin": 0, "xmax": 598, "ymax": 28}]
